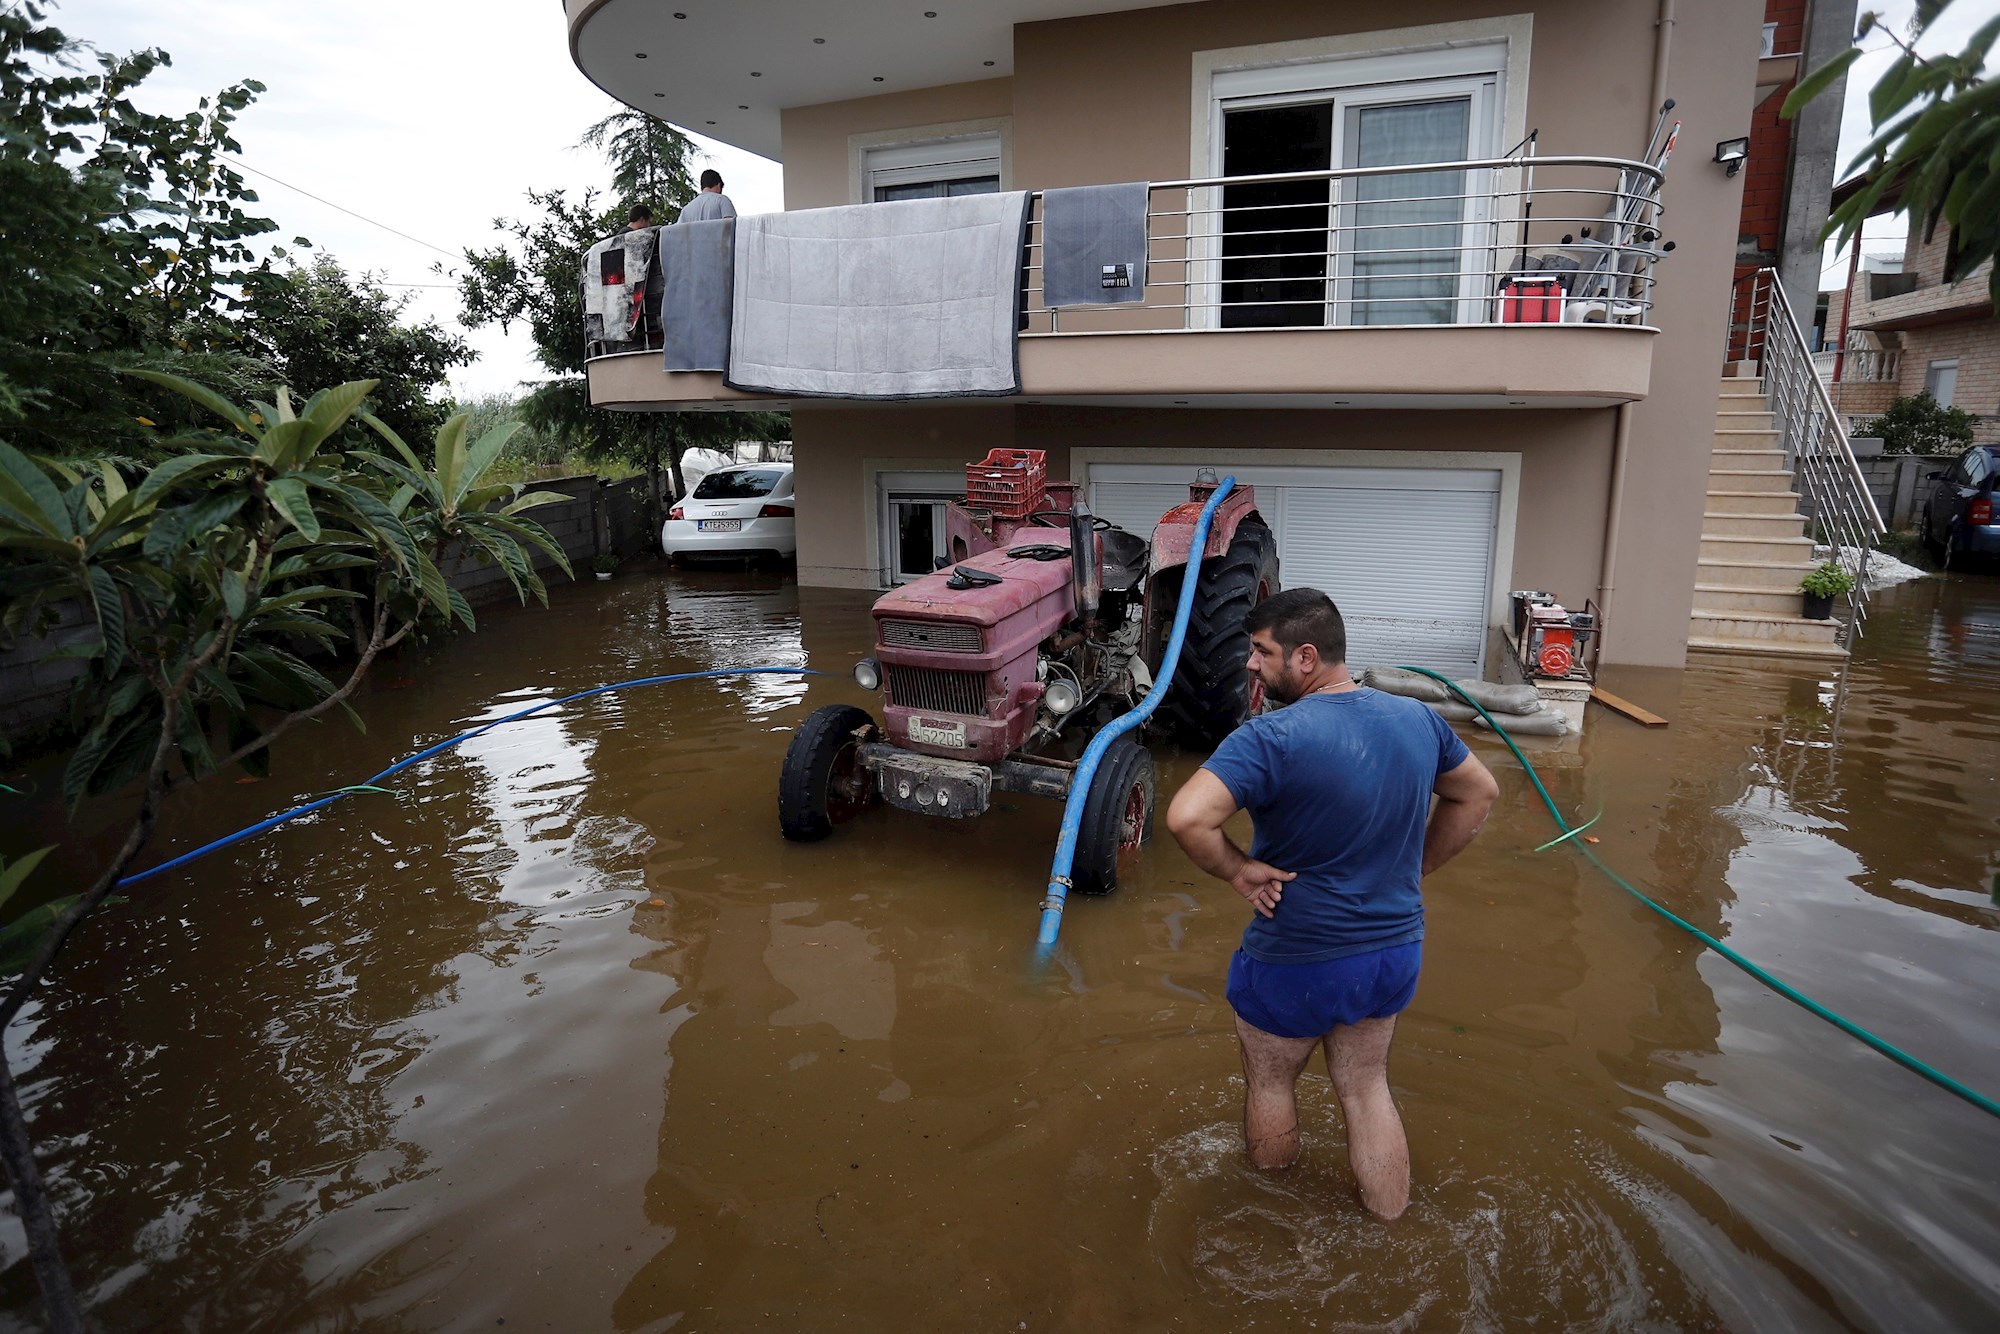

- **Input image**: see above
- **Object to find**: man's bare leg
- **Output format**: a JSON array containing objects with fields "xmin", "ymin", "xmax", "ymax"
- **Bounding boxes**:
[
  {"xmin": 1325, "ymin": 1015, "xmax": 1409, "ymax": 1220},
  {"xmin": 1233, "ymin": 1015, "xmax": 1320, "ymax": 1169}
]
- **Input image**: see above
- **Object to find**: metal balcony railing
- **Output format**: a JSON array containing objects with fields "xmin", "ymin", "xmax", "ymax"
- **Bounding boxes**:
[
  {"xmin": 1020, "ymin": 153, "xmax": 1670, "ymax": 334},
  {"xmin": 1731, "ymin": 268, "xmax": 1888, "ymax": 636}
]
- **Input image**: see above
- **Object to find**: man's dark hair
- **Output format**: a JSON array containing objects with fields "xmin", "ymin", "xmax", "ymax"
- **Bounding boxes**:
[
  {"xmin": 700, "ymin": 169, "xmax": 724, "ymax": 190},
  {"xmin": 1245, "ymin": 588, "xmax": 1346, "ymax": 665},
  {"xmin": 628, "ymin": 204, "xmax": 655, "ymax": 225}
]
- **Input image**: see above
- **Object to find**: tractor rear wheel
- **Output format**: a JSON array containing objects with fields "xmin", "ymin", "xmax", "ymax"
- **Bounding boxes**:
[
  {"xmin": 1156, "ymin": 518, "xmax": 1279, "ymax": 747},
  {"xmin": 1071, "ymin": 734, "xmax": 1155, "ymax": 896},
  {"xmin": 779, "ymin": 704, "xmax": 879, "ymax": 842}
]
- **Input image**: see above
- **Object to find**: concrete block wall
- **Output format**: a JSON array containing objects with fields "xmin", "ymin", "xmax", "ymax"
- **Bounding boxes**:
[
  {"xmin": 1, "ymin": 476, "xmax": 657, "ymax": 745},
  {"xmin": 1853, "ymin": 452, "xmax": 1954, "ymax": 529},
  {"xmin": 0, "ymin": 600, "xmax": 91, "ymax": 743}
]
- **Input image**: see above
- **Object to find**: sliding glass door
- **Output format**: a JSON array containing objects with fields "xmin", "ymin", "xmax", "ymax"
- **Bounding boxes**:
[{"xmin": 1218, "ymin": 73, "xmax": 1493, "ymax": 328}]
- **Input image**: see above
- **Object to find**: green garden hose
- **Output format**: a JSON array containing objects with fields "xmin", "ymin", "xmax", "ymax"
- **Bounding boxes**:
[{"xmin": 1396, "ymin": 665, "xmax": 2000, "ymax": 1123}]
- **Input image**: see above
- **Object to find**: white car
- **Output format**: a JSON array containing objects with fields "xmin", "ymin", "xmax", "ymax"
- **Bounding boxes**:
[{"xmin": 663, "ymin": 462, "xmax": 797, "ymax": 564}]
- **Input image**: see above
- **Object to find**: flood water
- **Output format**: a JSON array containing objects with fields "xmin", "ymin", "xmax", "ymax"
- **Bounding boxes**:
[{"xmin": 1, "ymin": 567, "xmax": 1996, "ymax": 1331}]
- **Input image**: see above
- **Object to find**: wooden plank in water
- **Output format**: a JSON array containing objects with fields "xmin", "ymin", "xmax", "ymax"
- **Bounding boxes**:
[{"xmin": 1589, "ymin": 686, "xmax": 1668, "ymax": 727}]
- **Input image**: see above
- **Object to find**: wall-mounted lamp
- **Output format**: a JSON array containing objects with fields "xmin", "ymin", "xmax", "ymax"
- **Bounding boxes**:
[{"xmin": 1713, "ymin": 137, "xmax": 1749, "ymax": 176}]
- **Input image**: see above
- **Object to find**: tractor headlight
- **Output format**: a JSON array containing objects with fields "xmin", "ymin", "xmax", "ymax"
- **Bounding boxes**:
[
  {"xmin": 1044, "ymin": 679, "xmax": 1080, "ymax": 715},
  {"xmin": 853, "ymin": 658, "xmax": 882, "ymax": 691}
]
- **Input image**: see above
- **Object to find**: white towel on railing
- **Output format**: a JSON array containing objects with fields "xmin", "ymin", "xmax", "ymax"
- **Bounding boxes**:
[{"xmin": 725, "ymin": 192, "xmax": 1031, "ymax": 399}]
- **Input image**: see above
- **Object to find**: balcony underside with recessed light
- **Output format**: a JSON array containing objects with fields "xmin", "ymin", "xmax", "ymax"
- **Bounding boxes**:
[{"xmin": 586, "ymin": 323, "xmax": 1653, "ymax": 411}]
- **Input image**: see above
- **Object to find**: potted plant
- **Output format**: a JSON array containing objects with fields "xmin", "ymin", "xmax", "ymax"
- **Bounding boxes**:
[
  {"xmin": 590, "ymin": 552, "xmax": 619, "ymax": 581},
  {"xmin": 1799, "ymin": 561, "xmax": 1853, "ymax": 620}
]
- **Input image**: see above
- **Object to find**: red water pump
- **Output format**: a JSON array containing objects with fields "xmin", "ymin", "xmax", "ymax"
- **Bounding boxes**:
[{"xmin": 1513, "ymin": 591, "xmax": 1597, "ymax": 680}]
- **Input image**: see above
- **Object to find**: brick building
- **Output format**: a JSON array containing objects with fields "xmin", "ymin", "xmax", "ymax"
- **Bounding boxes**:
[{"xmin": 1826, "ymin": 217, "xmax": 2000, "ymax": 444}]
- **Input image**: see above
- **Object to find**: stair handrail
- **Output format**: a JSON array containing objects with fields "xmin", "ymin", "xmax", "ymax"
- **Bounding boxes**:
[{"xmin": 1736, "ymin": 268, "xmax": 1885, "ymax": 634}]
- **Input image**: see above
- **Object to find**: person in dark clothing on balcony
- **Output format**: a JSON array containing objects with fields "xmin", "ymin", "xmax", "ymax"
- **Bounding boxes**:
[
  {"xmin": 1166, "ymin": 588, "xmax": 1497, "ymax": 1221},
  {"xmin": 677, "ymin": 169, "xmax": 736, "ymax": 223}
]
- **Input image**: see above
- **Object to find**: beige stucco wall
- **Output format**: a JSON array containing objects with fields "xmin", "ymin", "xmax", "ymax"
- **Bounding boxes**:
[
  {"xmin": 793, "ymin": 405, "xmax": 1032, "ymax": 587},
  {"xmin": 792, "ymin": 403, "xmax": 1616, "ymax": 610},
  {"xmin": 772, "ymin": 0, "xmax": 1762, "ymax": 666}
]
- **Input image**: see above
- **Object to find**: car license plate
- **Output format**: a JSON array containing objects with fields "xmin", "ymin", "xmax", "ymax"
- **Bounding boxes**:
[{"xmin": 698, "ymin": 519, "xmax": 742, "ymax": 532}]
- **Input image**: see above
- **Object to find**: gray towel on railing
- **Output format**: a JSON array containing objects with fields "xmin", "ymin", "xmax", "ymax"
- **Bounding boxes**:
[
  {"xmin": 1039, "ymin": 182, "xmax": 1149, "ymax": 307},
  {"xmin": 658, "ymin": 217, "xmax": 735, "ymax": 372},
  {"xmin": 726, "ymin": 192, "xmax": 1030, "ymax": 399}
]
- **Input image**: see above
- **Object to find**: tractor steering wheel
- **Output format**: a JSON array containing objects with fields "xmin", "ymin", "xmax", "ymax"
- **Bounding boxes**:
[{"xmin": 1027, "ymin": 510, "xmax": 1113, "ymax": 530}]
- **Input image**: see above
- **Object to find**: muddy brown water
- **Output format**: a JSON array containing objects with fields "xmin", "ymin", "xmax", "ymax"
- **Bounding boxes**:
[{"xmin": 1, "ymin": 567, "xmax": 1996, "ymax": 1331}]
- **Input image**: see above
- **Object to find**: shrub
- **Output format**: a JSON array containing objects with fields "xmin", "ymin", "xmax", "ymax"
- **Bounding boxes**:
[{"xmin": 1858, "ymin": 392, "xmax": 1977, "ymax": 456}]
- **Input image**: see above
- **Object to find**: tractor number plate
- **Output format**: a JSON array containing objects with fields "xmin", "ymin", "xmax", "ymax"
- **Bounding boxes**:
[{"xmin": 907, "ymin": 717, "xmax": 967, "ymax": 748}]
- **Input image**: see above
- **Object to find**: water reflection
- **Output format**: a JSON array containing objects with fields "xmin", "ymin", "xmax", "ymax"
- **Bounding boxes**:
[{"xmin": 0, "ymin": 567, "xmax": 1993, "ymax": 1330}]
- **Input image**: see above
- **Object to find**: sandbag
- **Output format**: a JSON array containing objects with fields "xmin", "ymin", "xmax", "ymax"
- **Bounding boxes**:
[
  {"xmin": 1426, "ymin": 700, "xmax": 1479, "ymax": 722},
  {"xmin": 1450, "ymin": 679, "xmax": 1544, "ymax": 716},
  {"xmin": 1474, "ymin": 710, "xmax": 1569, "ymax": 737},
  {"xmin": 1364, "ymin": 666, "xmax": 1543, "ymax": 716},
  {"xmin": 1360, "ymin": 666, "xmax": 1449, "ymax": 703}
]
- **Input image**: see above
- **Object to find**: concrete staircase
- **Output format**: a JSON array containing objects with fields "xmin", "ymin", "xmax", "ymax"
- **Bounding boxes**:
[{"xmin": 1688, "ymin": 377, "xmax": 1845, "ymax": 659}]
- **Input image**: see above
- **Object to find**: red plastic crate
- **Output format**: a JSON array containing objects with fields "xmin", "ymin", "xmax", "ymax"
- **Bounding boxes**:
[{"xmin": 963, "ymin": 449, "xmax": 1048, "ymax": 518}]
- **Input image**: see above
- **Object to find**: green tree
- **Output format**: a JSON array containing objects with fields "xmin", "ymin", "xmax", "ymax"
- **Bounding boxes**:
[
  {"xmin": 458, "ymin": 186, "xmax": 788, "ymax": 529},
  {"xmin": 579, "ymin": 105, "xmax": 698, "ymax": 220},
  {"xmin": 0, "ymin": 3, "xmax": 282, "ymax": 462},
  {"xmin": 457, "ymin": 392, "xmax": 567, "ymax": 477},
  {"xmin": 0, "ymin": 374, "xmax": 569, "ymax": 1331},
  {"xmin": 233, "ymin": 255, "xmax": 472, "ymax": 451},
  {"xmin": 1786, "ymin": 2, "xmax": 2000, "ymax": 303}
]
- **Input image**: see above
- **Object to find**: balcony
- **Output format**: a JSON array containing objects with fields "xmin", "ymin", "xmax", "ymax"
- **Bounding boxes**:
[{"xmin": 587, "ymin": 153, "xmax": 1662, "ymax": 412}]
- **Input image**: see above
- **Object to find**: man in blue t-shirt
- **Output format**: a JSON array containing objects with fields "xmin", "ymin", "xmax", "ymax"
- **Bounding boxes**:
[{"xmin": 1166, "ymin": 588, "xmax": 1497, "ymax": 1220}]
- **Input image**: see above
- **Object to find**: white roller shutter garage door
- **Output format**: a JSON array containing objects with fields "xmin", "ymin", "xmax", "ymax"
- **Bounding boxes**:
[{"xmin": 1087, "ymin": 462, "xmax": 1500, "ymax": 679}]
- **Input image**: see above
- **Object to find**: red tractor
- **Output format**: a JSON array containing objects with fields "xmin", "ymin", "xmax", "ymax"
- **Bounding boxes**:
[{"xmin": 779, "ymin": 450, "xmax": 1277, "ymax": 894}]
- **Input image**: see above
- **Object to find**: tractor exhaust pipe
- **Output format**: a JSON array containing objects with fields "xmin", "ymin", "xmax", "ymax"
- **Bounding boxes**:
[{"xmin": 1069, "ymin": 497, "xmax": 1101, "ymax": 629}]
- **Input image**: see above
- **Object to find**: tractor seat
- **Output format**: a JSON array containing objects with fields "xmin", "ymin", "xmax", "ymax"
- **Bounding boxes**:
[{"xmin": 1100, "ymin": 526, "xmax": 1149, "ymax": 592}]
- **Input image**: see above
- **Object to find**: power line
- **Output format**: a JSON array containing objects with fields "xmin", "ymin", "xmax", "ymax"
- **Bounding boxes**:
[{"xmin": 224, "ymin": 156, "xmax": 463, "ymax": 261}]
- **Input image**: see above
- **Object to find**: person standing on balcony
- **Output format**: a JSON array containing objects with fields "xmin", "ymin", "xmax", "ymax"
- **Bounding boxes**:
[
  {"xmin": 626, "ymin": 204, "xmax": 655, "ymax": 230},
  {"xmin": 1165, "ymin": 588, "xmax": 1498, "ymax": 1221},
  {"xmin": 677, "ymin": 169, "xmax": 736, "ymax": 223}
]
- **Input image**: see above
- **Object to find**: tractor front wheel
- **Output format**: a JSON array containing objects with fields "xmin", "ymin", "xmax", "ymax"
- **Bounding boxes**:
[
  {"xmin": 1071, "ymin": 735, "xmax": 1156, "ymax": 896},
  {"xmin": 778, "ymin": 704, "xmax": 879, "ymax": 842},
  {"xmin": 1156, "ymin": 518, "xmax": 1279, "ymax": 747}
]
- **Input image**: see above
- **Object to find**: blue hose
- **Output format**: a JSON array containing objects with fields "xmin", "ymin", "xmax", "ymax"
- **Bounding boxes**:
[
  {"xmin": 118, "ymin": 667, "xmax": 824, "ymax": 889},
  {"xmin": 1035, "ymin": 478, "xmax": 1236, "ymax": 956}
]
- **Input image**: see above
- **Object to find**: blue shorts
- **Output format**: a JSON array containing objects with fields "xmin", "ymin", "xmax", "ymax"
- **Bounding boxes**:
[{"xmin": 1226, "ymin": 942, "xmax": 1422, "ymax": 1040}]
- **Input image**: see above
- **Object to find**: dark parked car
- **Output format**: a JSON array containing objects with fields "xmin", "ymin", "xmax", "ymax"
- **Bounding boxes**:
[{"xmin": 1922, "ymin": 445, "xmax": 2000, "ymax": 562}]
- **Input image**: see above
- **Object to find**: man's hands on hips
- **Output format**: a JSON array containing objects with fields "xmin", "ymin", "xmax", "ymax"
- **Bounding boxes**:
[
  {"xmin": 1167, "ymin": 769, "xmax": 1294, "ymax": 918},
  {"xmin": 1229, "ymin": 859, "xmax": 1295, "ymax": 918}
]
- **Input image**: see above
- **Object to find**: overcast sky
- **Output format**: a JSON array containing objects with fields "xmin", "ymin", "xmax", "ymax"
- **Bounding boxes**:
[
  {"xmin": 52, "ymin": 0, "xmax": 786, "ymax": 399},
  {"xmin": 45, "ymin": 0, "xmax": 1991, "ymax": 396}
]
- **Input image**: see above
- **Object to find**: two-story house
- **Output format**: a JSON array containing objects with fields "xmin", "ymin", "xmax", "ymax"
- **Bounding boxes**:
[
  {"xmin": 566, "ymin": 0, "xmax": 1787, "ymax": 673},
  {"xmin": 1825, "ymin": 205, "xmax": 2000, "ymax": 445}
]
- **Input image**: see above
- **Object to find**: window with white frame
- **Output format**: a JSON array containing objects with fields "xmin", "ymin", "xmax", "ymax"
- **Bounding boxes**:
[
  {"xmin": 876, "ymin": 471, "xmax": 963, "ymax": 584},
  {"xmin": 1926, "ymin": 358, "xmax": 1959, "ymax": 406},
  {"xmin": 1208, "ymin": 44, "xmax": 1504, "ymax": 328},
  {"xmin": 863, "ymin": 135, "xmax": 1002, "ymax": 202}
]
